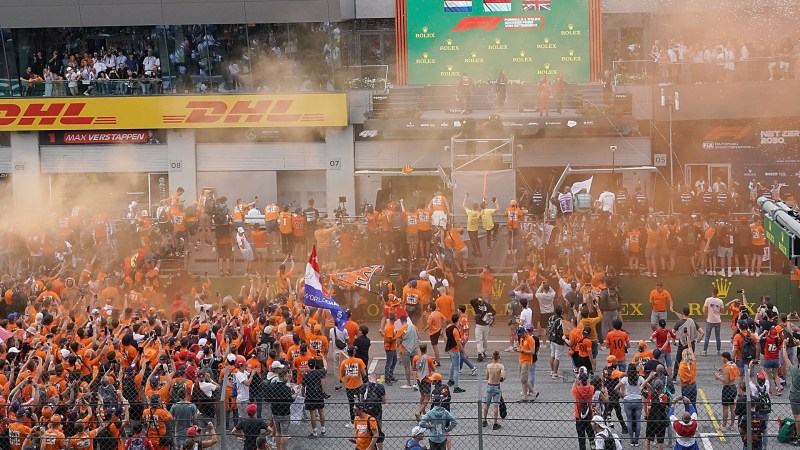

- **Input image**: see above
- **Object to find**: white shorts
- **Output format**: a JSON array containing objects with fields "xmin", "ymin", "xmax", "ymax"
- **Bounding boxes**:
[
  {"xmin": 550, "ymin": 343, "xmax": 565, "ymax": 360},
  {"xmin": 431, "ymin": 210, "xmax": 448, "ymax": 228}
]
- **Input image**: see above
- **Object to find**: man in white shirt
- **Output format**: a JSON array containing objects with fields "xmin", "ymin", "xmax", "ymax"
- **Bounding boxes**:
[
  {"xmin": 329, "ymin": 326, "xmax": 349, "ymax": 390},
  {"xmin": 236, "ymin": 227, "xmax": 255, "ymax": 276},
  {"xmin": 702, "ymin": 287, "xmax": 724, "ymax": 356},
  {"xmin": 143, "ymin": 50, "xmax": 160, "ymax": 75},
  {"xmin": 518, "ymin": 297, "xmax": 533, "ymax": 328},
  {"xmin": 596, "ymin": 190, "xmax": 616, "ymax": 214}
]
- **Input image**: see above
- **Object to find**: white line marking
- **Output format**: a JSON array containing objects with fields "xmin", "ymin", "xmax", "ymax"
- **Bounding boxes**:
[
  {"xmin": 700, "ymin": 433, "xmax": 715, "ymax": 450},
  {"xmin": 369, "ymin": 357, "xmax": 385, "ymax": 374}
]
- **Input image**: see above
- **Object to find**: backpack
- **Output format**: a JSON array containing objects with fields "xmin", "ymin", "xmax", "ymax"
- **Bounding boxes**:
[
  {"xmin": 546, "ymin": 315, "xmax": 562, "ymax": 343},
  {"xmin": 127, "ymin": 436, "xmax": 147, "ymax": 450},
  {"xmin": 171, "ymin": 378, "xmax": 187, "ymax": 404},
  {"xmin": 754, "ymin": 385, "xmax": 772, "ymax": 414},
  {"xmin": 741, "ymin": 332, "xmax": 758, "ymax": 362},
  {"xmin": 333, "ymin": 328, "xmax": 347, "ymax": 350},
  {"xmin": 779, "ymin": 417, "xmax": 797, "ymax": 443}
]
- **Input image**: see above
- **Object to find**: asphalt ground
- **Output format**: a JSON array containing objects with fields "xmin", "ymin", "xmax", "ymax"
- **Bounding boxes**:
[{"xmin": 248, "ymin": 320, "xmax": 793, "ymax": 450}]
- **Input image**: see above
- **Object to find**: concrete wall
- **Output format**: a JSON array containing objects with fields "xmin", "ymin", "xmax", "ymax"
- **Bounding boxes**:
[{"xmin": 0, "ymin": 0, "xmax": 356, "ymax": 28}]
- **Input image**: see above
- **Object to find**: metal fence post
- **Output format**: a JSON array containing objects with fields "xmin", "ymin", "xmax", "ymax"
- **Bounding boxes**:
[
  {"xmin": 477, "ymin": 399, "xmax": 484, "ymax": 450},
  {"xmin": 746, "ymin": 381, "xmax": 753, "ymax": 450},
  {"xmin": 220, "ymin": 365, "xmax": 228, "ymax": 450}
]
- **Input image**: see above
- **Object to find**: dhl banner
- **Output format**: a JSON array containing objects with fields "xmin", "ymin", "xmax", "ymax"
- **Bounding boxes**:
[{"xmin": 0, "ymin": 94, "xmax": 348, "ymax": 131}]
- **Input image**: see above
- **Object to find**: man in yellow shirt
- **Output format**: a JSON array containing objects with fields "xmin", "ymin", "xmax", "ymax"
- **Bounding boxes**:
[
  {"xmin": 463, "ymin": 194, "xmax": 483, "ymax": 257},
  {"xmin": 480, "ymin": 197, "xmax": 500, "ymax": 250}
]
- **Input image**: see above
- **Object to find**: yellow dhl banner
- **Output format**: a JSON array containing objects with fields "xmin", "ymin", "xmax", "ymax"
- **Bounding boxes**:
[{"xmin": 0, "ymin": 93, "xmax": 348, "ymax": 131}]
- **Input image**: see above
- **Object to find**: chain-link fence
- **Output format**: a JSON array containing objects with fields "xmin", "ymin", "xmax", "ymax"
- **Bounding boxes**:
[{"xmin": 26, "ymin": 379, "xmax": 796, "ymax": 450}]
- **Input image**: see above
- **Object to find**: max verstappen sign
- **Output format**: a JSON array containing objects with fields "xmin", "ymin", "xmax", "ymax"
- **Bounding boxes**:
[{"xmin": 0, "ymin": 94, "xmax": 347, "ymax": 131}]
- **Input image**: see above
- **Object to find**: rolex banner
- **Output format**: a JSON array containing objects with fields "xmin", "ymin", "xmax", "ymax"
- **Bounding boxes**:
[{"xmin": 407, "ymin": 0, "xmax": 591, "ymax": 84}]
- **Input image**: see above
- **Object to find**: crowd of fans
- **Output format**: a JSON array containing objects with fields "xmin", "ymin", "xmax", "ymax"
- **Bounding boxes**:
[
  {"xmin": 0, "ymin": 176, "xmax": 792, "ymax": 449},
  {"xmin": 12, "ymin": 23, "xmax": 348, "ymax": 97},
  {"xmin": 609, "ymin": 36, "xmax": 799, "ymax": 85}
]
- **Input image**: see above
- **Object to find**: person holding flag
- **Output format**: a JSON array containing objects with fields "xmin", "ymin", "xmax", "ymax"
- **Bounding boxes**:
[{"xmin": 303, "ymin": 246, "xmax": 348, "ymax": 332}]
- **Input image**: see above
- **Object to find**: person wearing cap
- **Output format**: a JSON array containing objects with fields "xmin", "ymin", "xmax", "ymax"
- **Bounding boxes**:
[
  {"xmin": 504, "ymin": 199, "xmax": 526, "ymax": 256},
  {"xmin": 759, "ymin": 323, "xmax": 783, "ymax": 394},
  {"xmin": 518, "ymin": 324, "xmax": 539, "ymax": 402},
  {"xmin": 266, "ymin": 367, "xmax": 295, "ymax": 450},
  {"xmin": 463, "ymin": 193, "xmax": 483, "ymax": 257},
  {"xmin": 142, "ymin": 394, "xmax": 173, "ymax": 450},
  {"xmin": 573, "ymin": 367, "xmax": 595, "ymax": 450},
  {"xmin": 419, "ymin": 385, "xmax": 458, "ymax": 450},
  {"xmin": 503, "ymin": 289, "xmax": 522, "ymax": 352},
  {"xmin": 182, "ymin": 423, "xmax": 219, "ymax": 450},
  {"xmin": 351, "ymin": 403, "xmax": 379, "ymax": 450},
  {"xmin": 402, "ymin": 279, "xmax": 423, "ymax": 323},
  {"xmin": 235, "ymin": 226, "xmax": 255, "ymax": 276},
  {"xmin": 339, "ymin": 346, "xmax": 367, "ymax": 426},
  {"xmin": 330, "ymin": 323, "xmax": 350, "ymax": 390},
  {"xmin": 569, "ymin": 326, "xmax": 595, "ymax": 374},
  {"xmin": 406, "ymin": 426, "xmax": 428, "ymax": 450},
  {"xmin": 303, "ymin": 358, "xmax": 328, "ymax": 438},
  {"xmin": 601, "ymin": 356, "xmax": 629, "ymax": 435},
  {"xmin": 713, "ymin": 352, "xmax": 740, "ymax": 431},
  {"xmin": 672, "ymin": 307, "xmax": 703, "ymax": 381},
  {"xmin": 397, "ymin": 315, "xmax": 422, "ymax": 390},
  {"xmin": 592, "ymin": 415, "xmax": 623, "ymax": 450},
  {"xmin": 382, "ymin": 310, "xmax": 399, "ymax": 385},
  {"xmin": 479, "ymin": 196, "xmax": 499, "ymax": 250},
  {"xmin": 648, "ymin": 282, "xmax": 673, "ymax": 332},
  {"xmin": 470, "ymin": 294, "xmax": 496, "ymax": 362},
  {"xmin": 231, "ymin": 403, "xmax": 268, "ymax": 450}
]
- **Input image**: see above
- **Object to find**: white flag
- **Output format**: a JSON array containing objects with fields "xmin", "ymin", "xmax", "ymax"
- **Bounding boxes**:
[{"xmin": 570, "ymin": 176, "xmax": 594, "ymax": 194}]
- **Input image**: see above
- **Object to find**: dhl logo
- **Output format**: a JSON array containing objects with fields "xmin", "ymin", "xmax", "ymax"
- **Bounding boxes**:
[
  {"xmin": 163, "ymin": 100, "xmax": 325, "ymax": 125},
  {"xmin": 0, "ymin": 102, "xmax": 116, "ymax": 127}
]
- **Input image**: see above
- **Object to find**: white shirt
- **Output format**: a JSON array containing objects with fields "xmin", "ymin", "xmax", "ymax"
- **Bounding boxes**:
[
  {"xmin": 234, "ymin": 371, "xmax": 251, "ymax": 402},
  {"xmin": 594, "ymin": 430, "xmax": 623, "ymax": 450},
  {"xmin": 236, "ymin": 233, "xmax": 251, "ymax": 252},
  {"xmin": 703, "ymin": 296, "xmax": 724, "ymax": 323},
  {"xmin": 519, "ymin": 307, "xmax": 533, "ymax": 327},
  {"xmin": 143, "ymin": 55, "xmax": 159, "ymax": 72},
  {"xmin": 329, "ymin": 327, "xmax": 349, "ymax": 355},
  {"xmin": 597, "ymin": 191, "xmax": 615, "ymax": 213},
  {"xmin": 535, "ymin": 287, "xmax": 555, "ymax": 314},
  {"xmin": 749, "ymin": 380, "xmax": 770, "ymax": 397}
]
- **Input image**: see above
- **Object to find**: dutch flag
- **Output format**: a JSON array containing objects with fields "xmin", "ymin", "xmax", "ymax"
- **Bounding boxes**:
[
  {"xmin": 303, "ymin": 246, "xmax": 348, "ymax": 330},
  {"xmin": 445, "ymin": 0, "xmax": 472, "ymax": 12}
]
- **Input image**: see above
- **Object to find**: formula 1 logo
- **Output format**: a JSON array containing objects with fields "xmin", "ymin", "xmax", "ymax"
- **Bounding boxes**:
[
  {"xmin": 163, "ymin": 100, "xmax": 325, "ymax": 125},
  {"xmin": 0, "ymin": 102, "xmax": 115, "ymax": 127},
  {"xmin": 452, "ymin": 17, "xmax": 503, "ymax": 32}
]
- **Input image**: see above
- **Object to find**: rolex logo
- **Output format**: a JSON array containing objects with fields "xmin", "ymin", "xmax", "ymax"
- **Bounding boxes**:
[
  {"xmin": 447, "ymin": 38, "xmax": 453, "ymax": 45},
  {"xmin": 423, "ymin": 52, "xmax": 429, "ymax": 59},
  {"xmin": 520, "ymin": 50, "xmax": 526, "ymax": 57},
  {"xmin": 416, "ymin": 26, "xmax": 435, "ymax": 38},
  {"xmin": 471, "ymin": 51, "xmax": 477, "ymax": 57},
  {"xmin": 712, "ymin": 278, "xmax": 732, "ymax": 299},
  {"xmin": 544, "ymin": 63, "xmax": 550, "ymax": 69},
  {"xmin": 491, "ymin": 278, "xmax": 507, "ymax": 301},
  {"xmin": 495, "ymin": 37, "xmax": 501, "ymax": 44},
  {"xmin": 423, "ymin": 26, "xmax": 429, "ymax": 33},
  {"xmin": 569, "ymin": 49, "xmax": 574, "ymax": 56},
  {"xmin": 544, "ymin": 37, "xmax": 550, "ymax": 43},
  {"xmin": 568, "ymin": 23, "xmax": 574, "ymax": 30},
  {"xmin": 447, "ymin": 65, "xmax": 453, "ymax": 71}
]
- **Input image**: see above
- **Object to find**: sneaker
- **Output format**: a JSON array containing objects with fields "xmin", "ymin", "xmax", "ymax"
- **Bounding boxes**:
[
  {"xmin": 727, "ymin": 270, "xmax": 733, "ymax": 277},
  {"xmin": 400, "ymin": 384, "xmax": 415, "ymax": 389},
  {"xmin": 320, "ymin": 427, "xmax": 326, "ymax": 435},
  {"xmin": 734, "ymin": 269, "xmax": 741, "ymax": 275},
  {"xmin": 453, "ymin": 387, "xmax": 466, "ymax": 393},
  {"xmin": 470, "ymin": 367, "xmax": 478, "ymax": 376},
  {"xmin": 644, "ymin": 272, "xmax": 651, "ymax": 277},
  {"xmin": 701, "ymin": 351, "xmax": 707, "ymax": 357},
  {"xmin": 503, "ymin": 346, "xmax": 515, "ymax": 352},
  {"xmin": 492, "ymin": 423, "xmax": 502, "ymax": 430},
  {"xmin": 483, "ymin": 420, "xmax": 489, "ymax": 427},
  {"xmin": 743, "ymin": 269, "xmax": 749, "ymax": 276},
  {"xmin": 413, "ymin": 384, "xmax": 419, "ymax": 391},
  {"xmin": 435, "ymin": 361, "xmax": 441, "ymax": 367},
  {"xmin": 308, "ymin": 432, "xmax": 318, "ymax": 438},
  {"xmin": 335, "ymin": 385, "xmax": 342, "ymax": 391},
  {"xmin": 717, "ymin": 270, "xmax": 725, "ymax": 276},
  {"xmin": 447, "ymin": 379, "xmax": 455, "ymax": 386},
  {"xmin": 756, "ymin": 272, "xmax": 762, "ymax": 277}
]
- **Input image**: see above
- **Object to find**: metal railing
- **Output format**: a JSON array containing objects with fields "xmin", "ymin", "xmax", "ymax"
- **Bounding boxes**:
[{"xmin": 611, "ymin": 56, "xmax": 799, "ymax": 85}]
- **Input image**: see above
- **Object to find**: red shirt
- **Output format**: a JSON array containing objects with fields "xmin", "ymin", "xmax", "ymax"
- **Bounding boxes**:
[
  {"xmin": 764, "ymin": 331, "xmax": 782, "ymax": 360},
  {"xmin": 651, "ymin": 328, "xmax": 676, "ymax": 354},
  {"xmin": 572, "ymin": 385, "xmax": 595, "ymax": 418}
]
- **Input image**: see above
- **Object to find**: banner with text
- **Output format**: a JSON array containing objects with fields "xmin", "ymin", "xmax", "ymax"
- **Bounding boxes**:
[
  {"xmin": 407, "ymin": 0, "xmax": 591, "ymax": 84},
  {"xmin": 0, "ymin": 94, "xmax": 348, "ymax": 131}
]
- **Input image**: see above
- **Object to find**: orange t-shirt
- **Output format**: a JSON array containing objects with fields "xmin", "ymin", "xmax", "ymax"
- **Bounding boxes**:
[
  {"xmin": 339, "ymin": 357, "xmax": 366, "ymax": 389},
  {"xmin": 604, "ymin": 329, "xmax": 629, "ymax": 362},
  {"xmin": 416, "ymin": 209, "xmax": 432, "ymax": 231},
  {"xmin": 405, "ymin": 212, "xmax": 418, "ymax": 234},
  {"xmin": 353, "ymin": 415, "xmax": 379, "ymax": 450},
  {"xmin": 649, "ymin": 289, "xmax": 671, "ymax": 312},
  {"xmin": 430, "ymin": 195, "xmax": 447, "ymax": 212},
  {"xmin": 279, "ymin": 212, "xmax": 293, "ymax": 234},
  {"xmin": 646, "ymin": 228, "xmax": 659, "ymax": 249},
  {"xmin": 427, "ymin": 311, "xmax": 444, "ymax": 335},
  {"xmin": 519, "ymin": 334, "xmax": 535, "ymax": 364},
  {"xmin": 384, "ymin": 323, "xmax": 397, "ymax": 350},
  {"xmin": 252, "ymin": 230, "xmax": 267, "ymax": 249},
  {"xmin": 444, "ymin": 228, "xmax": 466, "ymax": 252},
  {"xmin": 291, "ymin": 217, "xmax": 305, "ymax": 237},
  {"xmin": 172, "ymin": 212, "xmax": 186, "ymax": 232},
  {"xmin": 264, "ymin": 204, "xmax": 279, "ymax": 222},
  {"xmin": 480, "ymin": 272, "xmax": 494, "ymax": 295},
  {"xmin": 436, "ymin": 295, "xmax": 455, "ymax": 320},
  {"xmin": 9, "ymin": 422, "xmax": 32, "ymax": 450},
  {"xmin": 627, "ymin": 230, "xmax": 641, "ymax": 253},
  {"xmin": 504, "ymin": 207, "xmax": 523, "ymax": 229},
  {"xmin": 345, "ymin": 320, "xmax": 359, "ymax": 346},
  {"xmin": 751, "ymin": 224, "xmax": 765, "ymax": 246},
  {"xmin": 43, "ymin": 429, "xmax": 66, "ymax": 450}
]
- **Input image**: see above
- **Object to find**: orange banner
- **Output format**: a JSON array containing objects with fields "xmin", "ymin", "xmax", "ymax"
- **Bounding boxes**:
[{"xmin": 0, "ymin": 94, "xmax": 348, "ymax": 131}]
